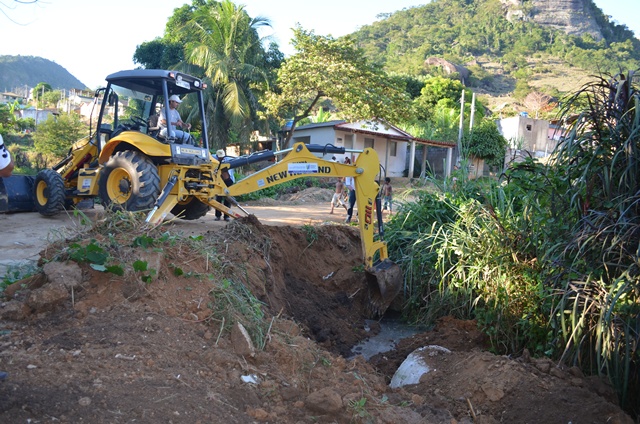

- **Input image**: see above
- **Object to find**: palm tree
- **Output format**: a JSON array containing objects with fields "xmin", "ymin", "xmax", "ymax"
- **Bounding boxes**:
[{"xmin": 183, "ymin": 0, "xmax": 272, "ymax": 150}]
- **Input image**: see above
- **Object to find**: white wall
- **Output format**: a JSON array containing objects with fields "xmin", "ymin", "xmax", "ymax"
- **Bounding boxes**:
[
  {"xmin": 292, "ymin": 126, "xmax": 336, "ymax": 146},
  {"xmin": 292, "ymin": 123, "xmax": 409, "ymax": 177},
  {"xmin": 497, "ymin": 115, "xmax": 550, "ymax": 156},
  {"xmin": 20, "ymin": 109, "xmax": 55, "ymax": 125}
]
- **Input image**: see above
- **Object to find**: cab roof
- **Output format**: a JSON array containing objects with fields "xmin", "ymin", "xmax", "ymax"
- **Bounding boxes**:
[{"xmin": 104, "ymin": 69, "xmax": 205, "ymax": 96}]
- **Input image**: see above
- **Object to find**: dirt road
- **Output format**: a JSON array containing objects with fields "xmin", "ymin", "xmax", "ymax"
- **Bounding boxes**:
[{"xmin": 0, "ymin": 199, "xmax": 353, "ymax": 278}]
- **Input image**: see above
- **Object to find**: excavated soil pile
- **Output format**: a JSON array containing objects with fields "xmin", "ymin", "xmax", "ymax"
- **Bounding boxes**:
[{"xmin": 0, "ymin": 211, "xmax": 633, "ymax": 423}]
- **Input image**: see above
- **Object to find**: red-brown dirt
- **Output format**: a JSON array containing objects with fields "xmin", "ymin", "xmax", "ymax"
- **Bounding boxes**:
[{"xmin": 0, "ymin": 187, "xmax": 633, "ymax": 423}]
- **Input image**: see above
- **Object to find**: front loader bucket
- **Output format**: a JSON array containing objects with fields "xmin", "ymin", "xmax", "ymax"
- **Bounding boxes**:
[
  {"xmin": 365, "ymin": 259, "xmax": 403, "ymax": 317},
  {"xmin": 0, "ymin": 175, "xmax": 37, "ymax": 213}
]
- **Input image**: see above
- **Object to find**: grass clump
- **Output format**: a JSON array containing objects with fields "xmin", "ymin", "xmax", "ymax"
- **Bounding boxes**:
[
  {"xmin": 209, "ymin": 278, "xmax": 269, "ymax": 350},
  {"xmin": 387, "ymin": 71, "xmax": 640, "ymax": 417}
]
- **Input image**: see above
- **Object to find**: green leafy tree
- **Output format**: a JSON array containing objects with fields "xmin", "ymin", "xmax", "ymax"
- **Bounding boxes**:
[
  {"xmin": 133, "ymin": 38, "xmax": 184, "ymax": 70},
  {"xmin": 182, "ymin": 0, "xmax": 272, "ymax": 149},
  {"xmin": 413, "ymin": 76, "xmax": 466, "ymax": 121},
  {"xmin": 33, "ymin": 114, "xmax": 86, "ymax": 165},
  {"xmin": 409, "ymin": 76, "xmax": 485, "ymax": 144},
  {"xmin": 133, "ymin": 2, "xmax": 197, "ymax": 69},
  {"xmin": 33, "ymin": 82, "xmax": 52, "ymax": 93},
  {"xmin": 42, "ymin": 90, "xmax": 62, "ymax": 109},
  {"xmin": 264, "ymin": 26, "xmax": 411, "ymax": 147},
  {"xmin": 33, "ymin": 82, "xmax": 52, "ymax": 109},
  {"xmin": 467, "ymin": 119, "xmax": 508, "ymax": 169},
  {"xmin": 0, "ymin": 103, "xmax": 13, "ymax": 131}
]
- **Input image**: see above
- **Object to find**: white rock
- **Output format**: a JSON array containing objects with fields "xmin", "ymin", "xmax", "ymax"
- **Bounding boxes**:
[
  {"xmin": 241, "ymin": 374, "xmax": 260, "ymax": 384},
  {"xmin": 389, "ymin": 345, "xmax": 451, "ymax": 389}
]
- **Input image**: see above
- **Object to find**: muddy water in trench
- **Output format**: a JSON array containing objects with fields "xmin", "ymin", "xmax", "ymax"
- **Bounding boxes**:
[{"xmin": 349, "ymin": 314, "xmax": 426, "ymax": 360}]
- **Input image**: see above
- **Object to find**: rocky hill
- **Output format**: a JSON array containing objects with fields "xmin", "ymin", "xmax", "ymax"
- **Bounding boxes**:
[
  {"xmin": 353, "ymin": 0, "xmax": 639, "ymax": 105},
  {"xmin": 0, "ymin": 55, "xmax": 87, "ymax": 93},
  {"xmin": 502, "ymin": 0, "xmax": 604, "ymax": 40}
]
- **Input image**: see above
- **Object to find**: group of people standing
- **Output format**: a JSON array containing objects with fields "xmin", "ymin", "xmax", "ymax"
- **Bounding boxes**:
[{"xmin": 329, "ymin": 156, "xmax": 393, "ymax": 223}]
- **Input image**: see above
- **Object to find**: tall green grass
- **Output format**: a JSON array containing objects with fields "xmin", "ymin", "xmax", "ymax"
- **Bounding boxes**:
[
  {"xmin": 387, "ymin": 178, "xmax": 559, "ymax": 356},
  {"xmin": 548, "ymin": 70, "xmax": 640, "ymax": 412},
  {"xmin": 386, "ymin": 71, "xmax": 640, "ymax": 416}
]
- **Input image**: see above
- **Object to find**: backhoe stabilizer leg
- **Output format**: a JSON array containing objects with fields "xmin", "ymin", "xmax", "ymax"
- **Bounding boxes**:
[
  {"xmin": 226, "ymin": 195, "xmax": 250, "ymax": 216},
  {"xmin": 145, "ymin": 176, "xmax": 178, "ymax": 225},
  {"xmin": 201, "ymin": 197, "xmax": 244, "ymax": 219}
]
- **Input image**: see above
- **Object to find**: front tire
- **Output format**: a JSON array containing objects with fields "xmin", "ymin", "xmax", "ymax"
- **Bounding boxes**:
[
  {"xmin": 34, "ymin": 169, "xmax": 66, "ymax": 216},
  {"xmin": 171, "ymin": 197, "xmax": 210, "ymax": 220},
  {"xmin": 98, "ymin": 150, "xmax": 160, "ymax": 212}
]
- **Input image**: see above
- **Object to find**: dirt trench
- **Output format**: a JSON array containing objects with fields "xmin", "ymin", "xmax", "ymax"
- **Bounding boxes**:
[{"xmin": 0, "ymin": 189, "xmax": 634, "ymax": 423}]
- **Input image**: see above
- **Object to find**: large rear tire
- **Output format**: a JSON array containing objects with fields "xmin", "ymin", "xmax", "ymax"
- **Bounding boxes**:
[
  {"xmin": 98, "ymin": 150, "xmax": 160, "ymax": 212},
  {"xmin": 34, "ymin": 169, "xmax": 66, "ymax": 216},
  {"xmin": 171, "ymin": 197, "xmax": 210, "ymax": 220}
]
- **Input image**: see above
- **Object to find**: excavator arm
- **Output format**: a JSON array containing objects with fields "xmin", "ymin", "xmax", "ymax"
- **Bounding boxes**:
[
  {"xmin": 224, "ymin": 143, "xmax": 402, "ymax": 315},
  {"xmin": 226, "ymin": 143, "xmax": 385, "ymax": 267},
  {"xmin": 144, "ymin": 142, "xmax": 402, "ymax": 315}
]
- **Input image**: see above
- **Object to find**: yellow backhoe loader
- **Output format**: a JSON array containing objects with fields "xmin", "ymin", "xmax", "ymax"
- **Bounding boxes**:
[{"xmin": 0, "ymin": 69, "xmax": 402, "ymax": 315}]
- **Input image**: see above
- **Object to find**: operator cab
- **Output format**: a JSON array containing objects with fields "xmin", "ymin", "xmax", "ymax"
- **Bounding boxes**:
[{"xmin": 93, "ymin": 70, "xmax": 210, "ymax": 157}]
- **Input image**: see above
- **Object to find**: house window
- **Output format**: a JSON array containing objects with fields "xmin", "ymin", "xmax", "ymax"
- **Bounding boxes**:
[
  {"xmin": 389, "ymin": 141, "xmax": 397, "ymax": 157},
  {"xmin": 293, "ymin": 135, "xmax": 310, "ymax": 144},
  {"xmin": 364, "ymin": 137, "xmax": 374, "ymax": 149}
]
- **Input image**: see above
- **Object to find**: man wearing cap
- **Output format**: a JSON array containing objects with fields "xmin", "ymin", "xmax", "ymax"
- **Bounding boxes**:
[
  {"xmin": 0, "ymin": 134, "xmax": 15, "ymax": 177},
  {"xmin": 215, "ymin": 149, "xmax": 235, "ymax": 221},
  {"xmin": 159, "ymin": 95, "xmax": 192, "ymax": 143}
]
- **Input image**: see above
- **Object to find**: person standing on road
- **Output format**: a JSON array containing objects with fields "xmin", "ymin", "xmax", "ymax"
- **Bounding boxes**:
[
  {"xmin": 330, "ymin": 177, "xmax": 347, "ymax": 214},
  {"xmin": 381, "ymin": 177, "xmax": 393, "ymax": 214},
  {"xmin": 215, "ymin": 149, "xmax": 235, "ymax": 222},
  {"xmin": 0, "ymin": 134, "xmax": 15, "ymax": 177},
  {"xmin": 344, "ymin": 175, "xmax": 356, "ymax": 223}
]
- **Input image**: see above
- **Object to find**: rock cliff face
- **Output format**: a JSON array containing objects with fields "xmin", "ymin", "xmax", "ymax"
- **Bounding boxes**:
[{"xmin": 501, "ymin": 0, "xmax": 603, "ymax": 40}]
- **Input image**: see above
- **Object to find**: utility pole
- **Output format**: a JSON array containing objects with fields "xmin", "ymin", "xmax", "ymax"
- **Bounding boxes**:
[
  {"xmin": 457, "ymin": 89, "xmax": 465, "ymax": 164},
  {"xmin": 469, "ymin": 92, "xmax": 476, "ymax": 131},
  {"xmin": 34, "ymin": 87, "xmax": 38, "ymax": 126}
]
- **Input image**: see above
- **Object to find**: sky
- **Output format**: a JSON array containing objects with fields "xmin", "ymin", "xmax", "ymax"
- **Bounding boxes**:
[{"xmin": 0, "ymin": 0, "xmax": 638, "ymax": 90}]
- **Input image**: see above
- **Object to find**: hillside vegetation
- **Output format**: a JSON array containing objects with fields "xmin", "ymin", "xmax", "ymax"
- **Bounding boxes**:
[
  {"xmin": 0, "ymin": 55, "xmax": 87, "ymax": 92},
  {"xmin": 353, "ymin": 0, "xmax": 640, "ymax": 104}
]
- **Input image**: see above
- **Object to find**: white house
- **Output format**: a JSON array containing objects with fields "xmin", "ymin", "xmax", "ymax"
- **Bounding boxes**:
[
  {"xmin": 289, "ymin": 119, "xmax": 456, "ymax": 178},
  {"xmin": 497, "ymin": 114, "xmax": 556, "ymax": 162},
  {"xmin": 18, "ymin": 107, "xmax": 58, "ymax": 125}
]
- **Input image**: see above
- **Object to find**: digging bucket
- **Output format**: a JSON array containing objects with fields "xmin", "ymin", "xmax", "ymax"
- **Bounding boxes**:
[
  {"xmin": 0, "ymin": 175, "xmax": 36, "ymax": 213},
  {"xmin": 365, "ymin": 258, "xmax": 403, "ymax": 317}
]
